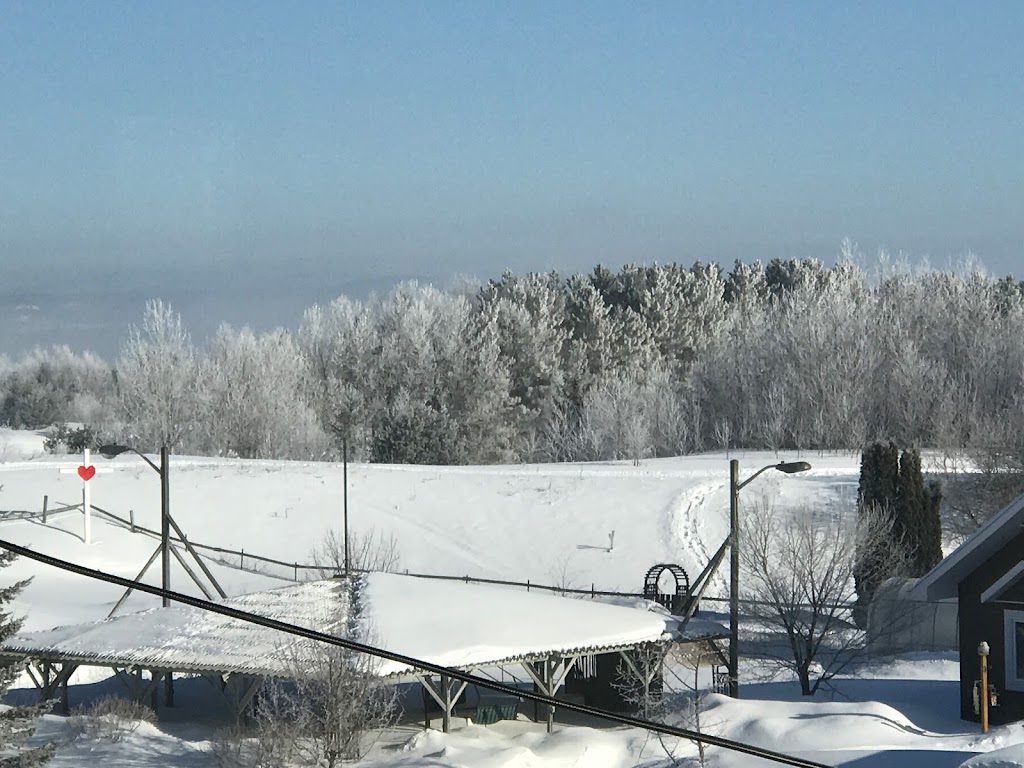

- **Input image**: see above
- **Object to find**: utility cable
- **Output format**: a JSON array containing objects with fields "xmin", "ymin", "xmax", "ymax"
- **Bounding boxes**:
[{"xmin": 0, "ymin": 539, "xmax": 831, "ymax": 768}]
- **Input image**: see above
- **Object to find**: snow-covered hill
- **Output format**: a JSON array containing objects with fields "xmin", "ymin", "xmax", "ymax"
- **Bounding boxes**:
[{"xmin": 2, "ymin": 429, "xmax": 1019, "ymax": 767}]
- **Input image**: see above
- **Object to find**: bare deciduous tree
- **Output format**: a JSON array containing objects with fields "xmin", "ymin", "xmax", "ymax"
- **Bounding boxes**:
[
  {"xmin": 253, "ymin": 641, "xmax": 398, "ymax": 767},
  {"xmin": 229, "ymin": 577, "xmax": 400, "ymax": 768},
  {"xmin": 614, "ymin": 641, "xmax": 721, "ymax": 767},
  {"xmin": 309, "ymin": 528, "xmax": 401, "ymax": 578},
  {"xmin": 740, "ymin": 500, "xmax": 907, "ymax": 696}
]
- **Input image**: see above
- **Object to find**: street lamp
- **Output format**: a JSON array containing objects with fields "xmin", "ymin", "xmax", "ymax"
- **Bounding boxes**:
[
  {"xmin": 98, "ymin": 443, "xmax": 173, "ymax": 706},
  {"xmin": 729, "ymin": 459, "xmax": 811, "ymax": 699}
]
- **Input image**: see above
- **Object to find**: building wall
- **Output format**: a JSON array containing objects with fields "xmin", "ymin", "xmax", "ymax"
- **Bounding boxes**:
[{"xmin": 958, "ymin": 528, "xmax": 1024, "ymax": 724}]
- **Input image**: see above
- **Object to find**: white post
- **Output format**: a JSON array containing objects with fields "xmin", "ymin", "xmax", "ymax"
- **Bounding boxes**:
[
  {"xmin": 58, "ymin": 447, "xmax": 112, "ymax": 544},
  {"xmin": 83, "ymin": 447, "xmax": 92, "ymax": 544}
]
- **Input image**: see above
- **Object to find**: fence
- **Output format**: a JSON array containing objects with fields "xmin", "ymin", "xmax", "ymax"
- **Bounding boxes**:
[{"xmin": 15, "ymin": 500, "xmax": 850, "ymax": 612}]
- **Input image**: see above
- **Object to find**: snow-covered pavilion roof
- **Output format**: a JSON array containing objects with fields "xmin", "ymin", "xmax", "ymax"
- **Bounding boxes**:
[{"xmin": 0, "ymin": 572, "xmax": 726, "ymax": 679}]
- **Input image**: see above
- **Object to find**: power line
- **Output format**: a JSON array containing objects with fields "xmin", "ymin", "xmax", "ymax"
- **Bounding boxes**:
[{"xmin": 0, "ymin": 539, "xmax": 831, "ymax": 768}]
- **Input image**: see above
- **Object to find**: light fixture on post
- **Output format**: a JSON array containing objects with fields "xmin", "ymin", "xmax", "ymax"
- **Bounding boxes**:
[{"xmin": 728, "ymin": 459, "xmax": 811, "ymax": 699}]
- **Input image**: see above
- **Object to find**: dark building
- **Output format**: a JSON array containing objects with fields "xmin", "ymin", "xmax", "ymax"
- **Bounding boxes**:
[{"xmin": 914, "ymin": 492, "xmax": 1024, "ymax": 724}]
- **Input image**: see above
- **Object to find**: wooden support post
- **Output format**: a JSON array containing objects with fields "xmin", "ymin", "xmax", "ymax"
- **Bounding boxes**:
[
  {"xmin": 441, "ymin": 673, "xmax": 450, "ymax": 733},
  {"xmin": 114, "ymin": 666, "xmax": 163, "ymax": 707},
  {"xmin": 419, "ymin": 674, "xmax": 469, "ymax": 733},
  {"xmin": 522, "ymin": 656, "xmax": 579, "ymax": 733},
  {"xmin": 221, "ymin": 674, "xmax": 263, "ymax": 721},
  {"xmin": 27, "ymin": 660, "xmax": 79, "ymax": 711},
  {"xmin": 42, "ymin": 495, "xmax": 48, "ymax": 524}
]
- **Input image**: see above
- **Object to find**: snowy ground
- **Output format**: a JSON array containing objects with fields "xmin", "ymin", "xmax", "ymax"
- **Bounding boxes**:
[{"xmin": 1, "ymin": 427, "xmax": 1020, "ymax": 767}]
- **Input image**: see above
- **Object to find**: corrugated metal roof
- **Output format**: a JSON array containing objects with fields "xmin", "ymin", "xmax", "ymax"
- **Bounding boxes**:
[
  {"xmin": 1, "ymin": 573, "xmax": 727, "ymax": 679},
  {"xmin": 2, "ymin": 579, "xmax": 347, "ymax": 677}
]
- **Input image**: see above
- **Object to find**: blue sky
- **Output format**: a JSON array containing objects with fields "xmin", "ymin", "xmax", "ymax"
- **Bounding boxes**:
[{"xmin": 1, "ymin": 2, "xmax": 1023, "ymax": 355}]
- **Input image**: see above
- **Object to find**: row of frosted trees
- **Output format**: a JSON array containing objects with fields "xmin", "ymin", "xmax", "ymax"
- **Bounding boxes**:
[{"xmin": 3, "ymin": 253, "xmax": 1024, "ymax": 469}]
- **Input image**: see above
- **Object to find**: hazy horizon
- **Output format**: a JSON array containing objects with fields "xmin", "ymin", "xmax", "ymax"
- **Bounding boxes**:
[
  {"xmin": 3, "ymin": 3, "xmax": 1022, "ymax": 359},
  {"xmin": 1, "ymin": 245, "xmax": 1014, "ymax": 363}
]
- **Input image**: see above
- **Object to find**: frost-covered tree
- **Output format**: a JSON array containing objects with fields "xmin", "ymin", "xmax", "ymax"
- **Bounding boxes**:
[
  {"xmin": 115, "ymin": 300, "xmax": 197, "ymax": 451},
  {"xmin": 299, "ymin": 295, "xmax": 376, "ymax": 457},
  {"xmin": 196, "ymin": 326, "xmax": 329, "ymax": 459},
  {"xmin": 0, "ymin": 347, "xmax": 113, "ymax": 430},
  {"xmin": 640, "ymin": 262, "xmax": 727, "ymax": 376},
  {"xmin": 480, "ymin": 272, "xmax": 568, "ymax": 457},
  {"xmin": 562, "ymin": 274, "xmax": 614, "ymax": 405}
]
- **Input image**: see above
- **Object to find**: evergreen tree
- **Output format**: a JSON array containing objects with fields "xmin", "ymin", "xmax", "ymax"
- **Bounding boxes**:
[
  {"xmin": 854, "ymin": 441, "xmax": 900, "ymax": 626},
  {"xmin": 0, "ymin": 549, "xmax": 54, "ymax": 766},
  {"xmin": 894, "ymin": 446, "xmax": 944, "ymax": 576},
  {"xmin": 896, "ymin": 447, "xmax": 925, "ymax": 571},
  {"xmin": 921, "ymin": 480, "xmax": 945, "ymax": 572},
  {"xmin": 855, "ymin": 442, "xmax": 945, "ymax": 625}
]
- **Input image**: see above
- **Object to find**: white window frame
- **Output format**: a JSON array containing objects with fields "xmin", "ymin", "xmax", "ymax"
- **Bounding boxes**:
[{"xmin": 1004, "ymin": 609, "xmax": 1024, "ymax": 692}]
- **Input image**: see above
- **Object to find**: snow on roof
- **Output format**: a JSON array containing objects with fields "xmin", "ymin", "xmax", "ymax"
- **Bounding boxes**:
[
  {"xmin": 363, "ymin": 572, "xmax": 726, "ymax": 676},
  {"xmin": 912, "ymin": 491, "xmax": 1024, "ymax": 601},
  {"xmin": 0, "ymin": 572, "xmax": 725, "ymax": 679},
  {"xmin": 0, "ymin": 579, "xmax": 347, "ymax": 676}
]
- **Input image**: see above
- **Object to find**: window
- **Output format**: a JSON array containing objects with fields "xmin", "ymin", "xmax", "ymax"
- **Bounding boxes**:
[{"xmin": 1004, "ymin": 610, "xmax": 1024, "ymax": 692}]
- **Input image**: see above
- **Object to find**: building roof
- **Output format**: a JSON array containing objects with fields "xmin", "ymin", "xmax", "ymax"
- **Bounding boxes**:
[
  {"xmin": 0, "ymin": 572, "xmax": 727, "ymax": 679},
  {"xmin": 913, "ymin": 491, "xmax": 1024, "ymax": 601}
]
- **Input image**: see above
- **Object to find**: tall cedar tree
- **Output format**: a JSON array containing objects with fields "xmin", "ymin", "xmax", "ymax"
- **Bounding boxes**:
[
  {"xmin": 0, "ymin": 549, "xmax": 54, "ymax": 766},
  {"xmin": 921, "ymin": 480, "xmax": 945, "ymax": 574},
  {"xmin": 896, "ymin": 448, "xmax": 925, "ymax": 570},
  {"xmin": 895, "ymin": 447, "xmax": 944, "ymax": 576},
  {"xmin": 854, "ymin": 442, "xmax": 900, "ymax": 627},
  {"xmin": 855, "ymin": 443, "xmax": 945, "ymax": 625}
]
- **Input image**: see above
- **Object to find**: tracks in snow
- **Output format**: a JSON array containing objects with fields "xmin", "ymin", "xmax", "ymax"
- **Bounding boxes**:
[{"xmin": 663, "ymin": 481, "xmax": 729, "ymax": 596}]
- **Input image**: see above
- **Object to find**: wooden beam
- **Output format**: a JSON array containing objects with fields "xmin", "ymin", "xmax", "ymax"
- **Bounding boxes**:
[
  {"xmin": 707, "ymin": 638, "xmax": 730, "ymax": 668},
  {"xmin": 679, "ymin": 539, "xmax": 730, "ymax": 629},
  {"xmin": 24, "ymin": 661, "xmax": 44, "ymax": 691},
  {"xmin": 168, "ymin": 543, "xmax": 215, "ymax": 600},
  {"xmin": 113, "ymin": 666, "xmax": 164, "ymax": 704},
  {"xmin": 108, "ymin": 543, "xmax": 162, "ymax": 618},
  {"xmin": 165, "ymin": 514, "xmax": 227, "ymax": 599},
  {"xmin": 223, "ymin": 674, "xmax": 263, "ymax": 718}
]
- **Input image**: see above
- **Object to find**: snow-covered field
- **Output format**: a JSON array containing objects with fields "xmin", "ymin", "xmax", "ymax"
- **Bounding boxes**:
[{"xmin": 2, "ymin": 427, "xmax": 1023, "ymax": 767}]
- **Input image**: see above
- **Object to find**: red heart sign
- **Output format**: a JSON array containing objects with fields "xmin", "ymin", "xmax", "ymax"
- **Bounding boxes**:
[{"xmin": 78, "ymin": 465, "xmax": 96, "ymax": 481}]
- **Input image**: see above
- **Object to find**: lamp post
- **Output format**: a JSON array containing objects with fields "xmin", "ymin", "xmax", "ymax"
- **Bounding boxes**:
[
  {"xmin": 729, "ymin": 459, "xmax": 811, "ymax": 699},
  {"xmin": 98, "ymin": 443, "xmax": 173, "ymax": 705}
]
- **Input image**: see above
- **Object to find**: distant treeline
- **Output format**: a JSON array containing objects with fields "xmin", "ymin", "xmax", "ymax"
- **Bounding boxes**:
[{"xmin": 3, "ymin": 251, "xmax": 1024, "ymax": 471}]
